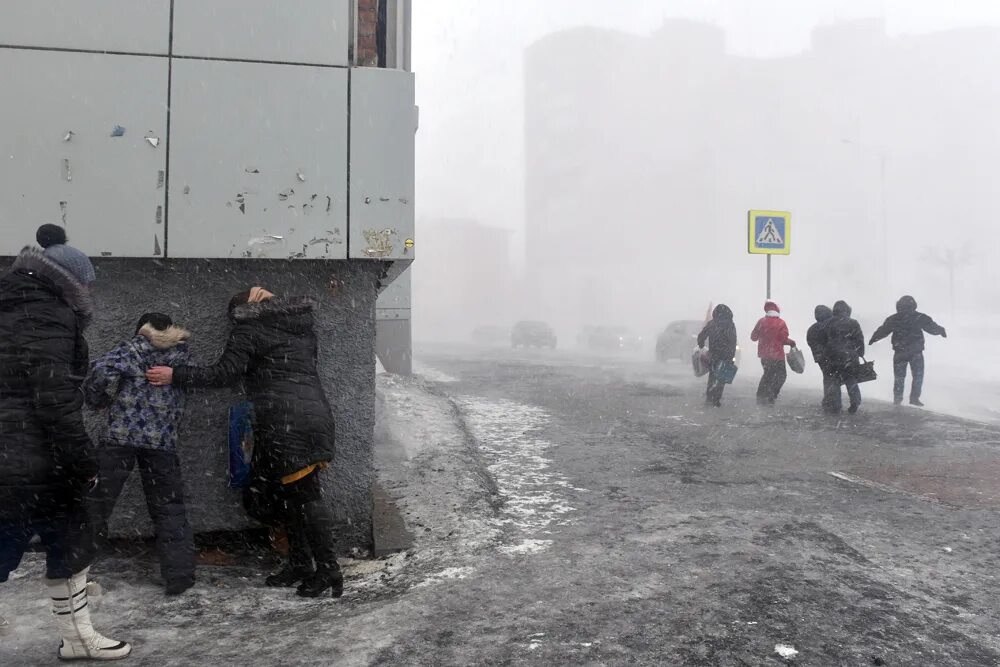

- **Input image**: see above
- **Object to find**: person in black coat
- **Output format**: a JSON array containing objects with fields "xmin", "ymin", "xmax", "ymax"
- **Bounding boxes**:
[
  {"xmin": 869, "ymin": 295, "xmax": 946, "ymax": 407},
  {"xmin": 697, "ymin": 304, "xmax": 737, "ymax": 407},
  {"xmin": 806, "ymin": 305, "xmax": 841, "ymax": 413},
  {"xmin": 147, "ymin": 287, "xmax": 341, "ymax": 598},
  {"xmin": 0, "ymin": 246, "xmax": 131, "ymax": 660},
  {"xmin": 824, "ymin": 300, "xmax": 866, "ymax": 414}
]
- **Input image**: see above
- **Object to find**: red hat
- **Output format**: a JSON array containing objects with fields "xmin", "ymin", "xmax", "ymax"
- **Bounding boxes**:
[{"xmin": 764, "ymin": 301, "xmax": 780, "ymax": 313}]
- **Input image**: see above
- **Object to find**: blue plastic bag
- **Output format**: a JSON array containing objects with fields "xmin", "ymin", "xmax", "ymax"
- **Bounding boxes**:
[
  {"xmin": 228, "ymin": 402, "xmax": 254, "ymax": 489},
  {"xmin": 716, "ymin": 360, "xmax": 739, "ymax": 384}
]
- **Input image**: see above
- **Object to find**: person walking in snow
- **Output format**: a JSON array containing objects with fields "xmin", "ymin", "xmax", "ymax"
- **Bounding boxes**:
[
  {"xmin": 146, "ymin": 287, "xmax": 342, "ymax": 598},
  {"xmin": 824, "ymin": 300, "xmax": 866, "ymax": 414},
  {"xmin": 869, "ymin": 295, "xmax": 947, "ymax": 407},
  {"xmin": 0, "ymin": 242, "xmax": 131, "ymax": 660},
  {"xmin": 85, "ymin": 312, "xmax": 197, "ymax": 596},
  {"xmin": 806, "ymin": 305, "xmax": 841, "ymax": 413},
  {"xmin": 697, "ymin": 304, "xmax": 738, "ymax": 407},
  {"xmin": 750, "ymin": 301, "xmax": 796, "ymax": 405}
]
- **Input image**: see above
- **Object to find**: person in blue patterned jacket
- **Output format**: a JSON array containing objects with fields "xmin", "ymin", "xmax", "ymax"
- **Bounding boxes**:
[{"xmin": 84, "ymin": 312, "xmax": 196, "ymax": 595}]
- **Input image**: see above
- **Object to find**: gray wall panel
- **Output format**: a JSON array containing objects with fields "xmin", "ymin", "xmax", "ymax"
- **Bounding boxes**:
[
  {"xmin": 349, "ymin": 68, "xmax": 416, "ymax": 260},
  {"xmin": 0, "ymin": 1, "xmax": 170, "ymax": 54},
  {"xmin": 0, "ymin": 49, "xmax": 168, "ymax": 257},
  {"xmin": 172, "ymin": 0, "xmax": 350, "ymax": 66},
  {"xmin": 167, "ymin": 59, "xmax": 348, "ymax": 259}
]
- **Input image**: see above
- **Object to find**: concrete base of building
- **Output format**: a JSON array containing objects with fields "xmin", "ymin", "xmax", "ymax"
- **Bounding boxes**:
[{"xmin": 37, "ymin": 257, "xmax": 383, "ymax": 552}]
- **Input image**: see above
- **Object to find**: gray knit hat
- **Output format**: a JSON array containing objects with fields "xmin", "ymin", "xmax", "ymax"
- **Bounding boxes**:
[{"xmin": 43, "ymin": 244, "xmax": 96, "ymax": 286}]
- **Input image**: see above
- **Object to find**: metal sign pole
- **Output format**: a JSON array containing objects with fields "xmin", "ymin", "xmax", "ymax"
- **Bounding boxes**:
[{"xmin": 766, "ymin": 255, "xmax": 772, "ymax": 299}]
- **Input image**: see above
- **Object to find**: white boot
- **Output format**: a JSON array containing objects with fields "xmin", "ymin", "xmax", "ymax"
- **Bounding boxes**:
[{"xmin": 47, "ymin": 568, "xmax": 131, "ymax": 661}]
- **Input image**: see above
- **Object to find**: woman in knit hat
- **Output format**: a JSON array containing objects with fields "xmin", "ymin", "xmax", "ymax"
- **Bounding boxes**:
[{"xmin": 750, "ymin": 301, "xmax": 797, "ymax": 405}]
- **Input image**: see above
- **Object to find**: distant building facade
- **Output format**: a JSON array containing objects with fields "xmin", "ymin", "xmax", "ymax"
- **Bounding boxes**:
[{"xmin": 525, "ymin": 19, "xmax": 1000, "ymax": 328}]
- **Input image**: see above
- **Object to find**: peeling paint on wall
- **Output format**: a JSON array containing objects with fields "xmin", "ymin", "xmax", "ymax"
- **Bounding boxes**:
[
  {"xmin": 63, "ymin": 131, "xmax": 74, "ymax": 142},
  {"xmin": 248, "ymin": 235, "xmax": 284, "ymax": 246},
  {"xmin": 110, "ymin": 125, "xmax": 125, "ymax": 138},
  {"xmin": 155, "ymin": 206, "xmax": 163, "ymax": 225},
  {"xmin": 62, "ymin": 158, "xmax": 72, "ymax": 182},
  {"xmin": 362, "ymin": 228, "xmax": 395, "ymax": 257},
  {"xmin": 153, "ymin": 234, "xmax": 162, "ymax": 255},
  {"xmin": 156, "ymin": 170, "xmax": 165, "ymax": 189},
  {"xmin": 59, "ymin": 201, "xmax": 67, "ymax": 225}
]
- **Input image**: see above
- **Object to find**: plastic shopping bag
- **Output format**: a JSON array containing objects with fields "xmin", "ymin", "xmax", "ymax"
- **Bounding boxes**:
[
  {"xmin": 786, "ymin": 347, "xmax": 806, "ymax": 374},
  {"xmin": 692, "ymin": 349, "xmax": 710, "ymax": 377},
  {"xmin": 228, "ymin": 402, "xmax": 254, "ymax": 489}
]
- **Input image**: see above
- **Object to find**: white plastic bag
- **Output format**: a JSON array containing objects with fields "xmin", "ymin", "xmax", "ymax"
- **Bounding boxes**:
[{"xmin": 692, "ymin": 348, "xmax": 710, "ymax": 377}]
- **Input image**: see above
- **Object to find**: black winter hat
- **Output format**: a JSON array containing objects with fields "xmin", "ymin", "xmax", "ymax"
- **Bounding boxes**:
[
  {"xmin": 814, "ymin": 305, "xmax": 833, "ymax": 321},
  {"xmin": 833, "ymin": 300, "xmax": 852, "ymax": 317},
  {"xmin": 136, "ymin": 312, "xmax": 173, "ymax": 335},
  {"xmin": 896, "ymin": 295, "xmax": 918, "ymax": 313},
  {"xmin": 36, "ymin": 224, "xmax": 67, "ymax": 248}
]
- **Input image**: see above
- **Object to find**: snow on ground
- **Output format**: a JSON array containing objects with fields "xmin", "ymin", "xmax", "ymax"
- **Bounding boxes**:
[{"xmin": 452, "ymin": 396, "xmax": 580, "ymax": 555}]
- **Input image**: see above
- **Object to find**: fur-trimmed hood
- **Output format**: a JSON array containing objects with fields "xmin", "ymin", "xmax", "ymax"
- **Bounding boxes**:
[
  {"xmin": 232, "ymin": 295, "xmax": 314, "ymax": 322},
  {"xmin": 138, "ymin": 324, "xmax": 190, "ymax": 350},
  {"xmin": 8, "ymin": 246, "xmax": 94, "ymax": 325}
]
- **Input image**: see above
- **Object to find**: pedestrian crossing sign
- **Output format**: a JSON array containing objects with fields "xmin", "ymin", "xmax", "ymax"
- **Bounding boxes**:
[{"xmin": 748, "ymin": 210, "xmax": 791, "ymax": 255}]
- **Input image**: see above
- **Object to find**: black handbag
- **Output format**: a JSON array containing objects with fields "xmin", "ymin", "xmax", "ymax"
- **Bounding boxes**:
[{"xmin": 852, "ymin": 357, "xmax": 877, "ymax": 383}]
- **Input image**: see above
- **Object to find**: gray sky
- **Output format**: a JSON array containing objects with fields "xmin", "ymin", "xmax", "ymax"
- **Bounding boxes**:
[{"xmin": 412, "ymin": 0, "xmax": 1000, "ymax": 242}]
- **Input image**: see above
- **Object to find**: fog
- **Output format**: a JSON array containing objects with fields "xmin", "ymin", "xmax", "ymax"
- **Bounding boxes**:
[{"xmin": 409, "ymin": 1, "xmax": 1000, "ymax": 420}]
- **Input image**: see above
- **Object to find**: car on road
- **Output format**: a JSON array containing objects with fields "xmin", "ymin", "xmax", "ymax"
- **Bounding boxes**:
[
  {"xmin": 656, "ymin": 319, "xmax": 740, "ymax": 364},
  {"xmin": 579, "ymin": 326, "xmax": 643, "ymax": 351},
  {"xmin": 656, "ymin": 320, "xmax": 704, "ymax": 362},
  {"xmin": 511, "ymin": 321, "xmax": 557, "ymax": 349}
]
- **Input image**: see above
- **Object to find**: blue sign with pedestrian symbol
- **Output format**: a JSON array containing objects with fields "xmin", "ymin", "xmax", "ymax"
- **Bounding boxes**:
[{"xmin": 747, "ymin": 210, "xmax": 791, "ymax": 255}]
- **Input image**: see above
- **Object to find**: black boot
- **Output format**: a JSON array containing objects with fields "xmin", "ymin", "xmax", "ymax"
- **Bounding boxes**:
[
  {"xmin": 265, "ymin": 564, "xmax": 314, "ymax": 587},
  {"xmin": 266, "ymin": 526, "xmax": 314, "ymax": 587},
  {"xmin": 295, "ymin": 500, "xmax": 342, "ymax": 598},
  {"xmin": 297, "ymin": 563, "xmax": 344, "ymax": 598}
]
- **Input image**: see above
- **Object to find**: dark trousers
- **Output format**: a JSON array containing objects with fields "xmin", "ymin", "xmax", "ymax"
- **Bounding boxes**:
[
  {"xmin": 706, "ymin": 361, "xmax": 726, "ymax": 404},
  {"xmin": 828, "ymin": 365, "xmax": 862, "ymax": 410},
  {"xmin": 819, "ymin": 363, "xmax": 842, "ymax": 412},
  {"xmin": 757, "ymin": 359, "xmax": 787, "ymax": 404},
  {"xmin": 94, "ymin": 446, "xmax": 195, "ymax": 585},
  {"xmin": 893, "ymin": 351, "xmax": 925, "ymax": 402},
  {"xmin": 244, "ymin": 470, "xmax": 337, "ymax": 570},
  {"xmin": 0, "ymin": 501, "xmax": 94, "ymax": 582}
]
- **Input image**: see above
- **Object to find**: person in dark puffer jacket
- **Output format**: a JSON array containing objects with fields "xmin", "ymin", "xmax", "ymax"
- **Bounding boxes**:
[
  {"xmin": 806, "ymin": 305, "xmax": 841, "ymax": 413},
  {"xmin": 869, "ymin": 295, "xmax": 946, "ymax": 407},
  {"xmin": 0, "ymin": 245, "xmax": 131, "ymax": 660},
  {"xmin": 824, "ymin": 300, "xmax": 866, "ymax": 414},
  {"xmin": 84, "ymin": 312, "xmax": 196, "ymax": 595},
  {"xmin": 146, "ymin": 287, "xmax": 341, "ymax": 598},
  {"xmin": 697, "ymin": 304, "xmax": 737, "ymax": 407}
]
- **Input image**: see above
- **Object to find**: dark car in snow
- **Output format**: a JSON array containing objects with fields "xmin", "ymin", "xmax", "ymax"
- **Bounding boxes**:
[
  {"xmin": 656, "ymin": 319, "xmax": 740, "ymax": 364},
  {"xmin": 580, "ymin": 326, "xmax": 643, "ymax": 351},
  {"xmin": 511, "ymin": 321, "xmax": 557, "ymax": 349},
  {"xmin": 656, "ymin": 320, "xmax": 705, "ymax": 362}
]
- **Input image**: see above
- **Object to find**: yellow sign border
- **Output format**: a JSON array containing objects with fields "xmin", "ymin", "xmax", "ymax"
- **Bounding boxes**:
[{"xmin": 748, "ymin": 210, "xmax": 791, "ymax": 255}]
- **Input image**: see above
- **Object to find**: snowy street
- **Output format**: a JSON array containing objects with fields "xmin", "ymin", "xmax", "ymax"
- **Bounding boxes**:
[{"xmin": 6, "ymin": 345, "xmax": 1000, "ymax": 665}]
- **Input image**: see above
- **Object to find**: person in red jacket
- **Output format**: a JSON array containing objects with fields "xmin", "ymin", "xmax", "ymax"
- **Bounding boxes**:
[{"xmin": 750, "ymin": 301, "xmax": 797, "ymax": 405}]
